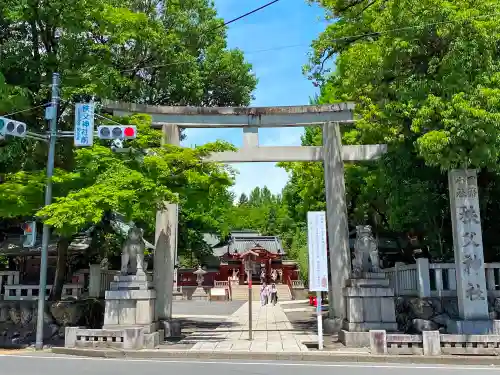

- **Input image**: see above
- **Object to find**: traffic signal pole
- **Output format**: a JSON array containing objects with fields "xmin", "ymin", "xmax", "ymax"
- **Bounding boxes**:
[{"xmin": 35, "ymin": 73, "xmax": 60, "ymax": 350}]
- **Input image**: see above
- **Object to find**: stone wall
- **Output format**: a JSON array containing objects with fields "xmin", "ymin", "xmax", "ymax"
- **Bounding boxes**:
[
  {"xmin": 395, "ymin": 296, "xmax": 500, "ymax": 333},
  {"xmin": 0, "ymin": 298, "xmax": 104, "ymax": 348}
]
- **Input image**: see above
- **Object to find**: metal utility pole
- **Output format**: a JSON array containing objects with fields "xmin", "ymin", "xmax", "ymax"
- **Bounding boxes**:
[{"xmin": 35, "ymin": 73, "xmax": 60, "ymax": 350}]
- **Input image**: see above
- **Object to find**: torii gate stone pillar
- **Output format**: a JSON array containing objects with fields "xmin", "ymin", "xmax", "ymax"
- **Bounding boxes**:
[
  {"xmin": 154, "ymin": 123, "xmax": 181, "ymax": 338},
  {"xmin": 103, "ymin": 101, "xmax": 387, "ymax": 333}
]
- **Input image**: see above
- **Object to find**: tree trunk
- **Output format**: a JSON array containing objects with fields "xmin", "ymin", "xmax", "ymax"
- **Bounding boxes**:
[{"xmin": 49, "ymin": 237, "xmax": 70, "ymax": 301}]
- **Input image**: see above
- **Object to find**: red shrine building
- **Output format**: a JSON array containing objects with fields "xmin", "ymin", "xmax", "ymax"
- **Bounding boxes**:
[{"xmin": 178, "ymin": 230, "xmax": 301, "ymax": 286}]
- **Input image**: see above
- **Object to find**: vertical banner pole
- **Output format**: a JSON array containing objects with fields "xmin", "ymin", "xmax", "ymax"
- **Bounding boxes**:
[
  {"xmin": 307, "ymin": 211, "xmax": 328, "ymax": 351},
  {"xmin": 316, "ymin": 291, "xmax": 323, "ymax": 350},
  {"xmin": 248, "ymin": 266, "xmax": 253, "ymax": 340}
]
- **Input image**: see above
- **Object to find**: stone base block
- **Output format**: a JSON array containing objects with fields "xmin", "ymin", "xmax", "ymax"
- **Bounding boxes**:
[
  {"xmin": 114, "ymin": 274, "xmax": 152, "ymax": 282},
  {"xmin": 369, "ymin": 330, "xmax": 387, "ymax": 354},
  {"xmin": 190, "ymin": 287, "xmax": 209, "ymax": 300},
  {"xmin": 109, "ymin": 280, "xmax": 154, "ymax": 290},
  {"xmin": 161, "ymin": 319, "xmax": 182, "ymax": 338},
  {"xmin": 422, "ymin": 330, "xmax": 441, "ymax": 356},
  {"xmin": 105, "ymin": 289, "xmax": 156, "ymax": 300},
  {"xmin": 343, "ymin": 321, "xmax": 398, "ymax": 332},
  {"xmin": 339, "ymin": 330, "xmax": 370, "ymax": 347},
  {"xmin": 323, "ymin": 317, "xmax": 343, "ymax": 334},
  {"xmin": 102, "ymin": 322, "xmax": 157, "ymax": 334},
  {"xmin": 345, "ymin": 292, "xmax": 396, "ymax": 326},
  {"xmin": 346, "ymin": 278, "xmax": 390, "ymax": 288},
  {"xmin": 362, "ymin": 272, "xmax": 386, "ymax": 279},
  {"xmin": 103, "ymin": 295, "xmax": 155, "ymax": 327},
  {"xmin": 447, "ymin": 319, "xmax": 494, "ymax": 334},
  {"xmin": 343, "ymin": 286, "xmax": 394, "ymax": 297},
  {"xmin": 65, "ymin": 327, "xmax": 148, "ymax": 350},
  {"xmin": 144, "ymin": 332, "xmax": 159, "ymax": 349}
]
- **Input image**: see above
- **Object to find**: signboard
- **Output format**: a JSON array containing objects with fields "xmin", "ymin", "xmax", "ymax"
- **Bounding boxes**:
[
  {"xmin": 307, "ymin": 211, "xmax": 329, "ymax": 292},
  {"xmin": 74, "ymin": 103, "xmax": 94, "ymax": 147}
]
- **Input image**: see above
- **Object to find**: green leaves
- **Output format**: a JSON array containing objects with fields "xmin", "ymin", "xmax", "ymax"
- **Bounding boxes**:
[
  {"xmin": 309, "ymin": 0, "xmax": 500, "ymax": 169},
  {"xmin": 0, "ymin": 115, "xmax": 235, "ymax": 242}
]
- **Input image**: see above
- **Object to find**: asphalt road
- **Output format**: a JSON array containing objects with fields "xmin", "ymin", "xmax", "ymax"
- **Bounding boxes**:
[{"xmin": 1, "ymin": 354, "xmax": 499, "ymax": 375}]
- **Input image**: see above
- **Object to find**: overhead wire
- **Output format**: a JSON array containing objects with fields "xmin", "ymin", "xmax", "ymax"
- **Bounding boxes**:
[
  {"xmin": 120, "ymin": 10, "xmax": 500, "ymax": 73},
  {"xmin": 120, "ymin": 0, "xmax": 281, "ymax": 72},
  {"xmin": 1, "ymin": 103, "xmax": 51, "ymax": 117},
  {"xmin": 2, "ymin": 7, "xmax": 498, "ymax": 119}
]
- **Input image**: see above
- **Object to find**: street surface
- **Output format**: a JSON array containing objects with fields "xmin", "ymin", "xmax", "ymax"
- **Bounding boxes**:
[
  {"xmin": 0, "ymin": 353, "xmax": 499, "ymax": 375},
  {"xmin": 172, "ymin": 300, "xmax": 245, "ymax": 318}
]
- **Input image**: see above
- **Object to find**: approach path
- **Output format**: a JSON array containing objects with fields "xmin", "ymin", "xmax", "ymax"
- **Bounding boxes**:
[{"xmin": 179, "ymin": 301, "xmax": 318, "ymax": 352}]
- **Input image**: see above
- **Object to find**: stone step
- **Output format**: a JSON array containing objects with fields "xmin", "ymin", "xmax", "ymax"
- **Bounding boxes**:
[
  {"xmin": 343, "ymin": 286, "xmax": 394, "ymax": 297},
  {"xmin": 361, "ymin": 272, "xmax": 387, "ymax": 279},
  {"xmin": 346, "ymin": 278, "xmax": 390, "ymax": 287},
  {"xmin": 114, "ymin": 274, "xmax": 152, "ymax": 282},
  {"xmin": 110, "ymin": 281, "xmax": 154, "ymax": 290}
]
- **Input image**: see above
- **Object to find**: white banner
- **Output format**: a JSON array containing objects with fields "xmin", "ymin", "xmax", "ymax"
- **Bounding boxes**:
[
  {"xmin": 74, "ymin": 103, "xmax": 94, "ymax": 147},
  {"xmin": 307, "ymin": 211, "xmax": 329, "ymax": 291}
]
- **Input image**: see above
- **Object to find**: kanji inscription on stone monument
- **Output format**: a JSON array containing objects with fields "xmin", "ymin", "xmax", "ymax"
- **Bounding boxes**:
[{"xmin": 448, "ymin": 169, "xmax": 489, "ymax": 319}]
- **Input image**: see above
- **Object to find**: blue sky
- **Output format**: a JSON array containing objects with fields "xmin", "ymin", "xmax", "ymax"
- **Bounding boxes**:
[{"xmin": 182, "ymin": 0, "xmax": 327, "ymax": 199}]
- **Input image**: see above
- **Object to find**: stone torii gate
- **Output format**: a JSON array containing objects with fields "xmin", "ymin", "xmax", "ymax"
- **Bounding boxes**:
[{"xmin": 104, "ymin": 101, "xmax": 387, "ymax": 333}]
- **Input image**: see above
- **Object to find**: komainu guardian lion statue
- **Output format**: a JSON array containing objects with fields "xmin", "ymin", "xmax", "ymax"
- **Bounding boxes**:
[
  {"xmin": 120, "ymin": 226, "xmax": 146, "ymax": 276},
  {"xmin": 352, "ymin": 225, "xmax": 381, "ymax": 277}
]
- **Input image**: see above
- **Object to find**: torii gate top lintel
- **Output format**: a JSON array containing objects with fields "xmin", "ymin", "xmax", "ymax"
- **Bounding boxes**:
[{"xmin": 103, "ymin": 100, "xmax": 356, "ymax": 128}]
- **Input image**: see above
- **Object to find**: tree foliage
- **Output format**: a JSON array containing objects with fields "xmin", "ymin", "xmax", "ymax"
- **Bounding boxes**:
[
  {"xmin": 273, "ymin": 1, "xmax": 500, "ymax": 268},
  {"xmin": 0, "ymin": 0, "xmax": 257, "ymax": 298},
  {"xmin": 0, "ymin": 0, "xmax": 257, "ymax": 172}
]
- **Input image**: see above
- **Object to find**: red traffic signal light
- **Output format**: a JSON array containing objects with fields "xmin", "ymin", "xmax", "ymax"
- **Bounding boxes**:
[
  {"xmin": 124, "ymin": 127, "xmax": 135, "ymax": 138},
  {"xmin": 97, "ymin": 125, "xmax": 137, "ymax": 140}
]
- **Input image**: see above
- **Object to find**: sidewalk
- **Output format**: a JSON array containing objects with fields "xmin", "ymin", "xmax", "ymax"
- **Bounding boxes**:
[{"xmin": 180, "ymin": 301, "xmax": 317, "ymax": 352}]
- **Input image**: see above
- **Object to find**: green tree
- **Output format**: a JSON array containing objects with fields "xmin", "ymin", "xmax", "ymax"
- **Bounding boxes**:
[
  {"xmin": 283, "ymin": 0, "xmax": 500, "ymax": 261},
  {"xmin": 308, "ymin": 0, "xmax": 500, "ymax": 170},
  {"xmin": 0, "ymin": 0, "xmax": 257, "ymax": 172},
  {"xmin": 237, "ymin": 193, "xmax": 249, "ymax": 206},
  {"xmin": 0, "ymin": 0, "xmax": 257, "ymax": 297},
  {"xmin": 0, "ymin": 114, "xmax": 236, "ymax": 299}
]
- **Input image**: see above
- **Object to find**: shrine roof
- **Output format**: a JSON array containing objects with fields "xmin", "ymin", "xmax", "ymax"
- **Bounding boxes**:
[
  {"xmin": 229, "ymin": 236, "xmax": 284, "ymax": 256},
  {"xmin": 209, "ymin": 234, "xmax": 284, "ymax": 257}
]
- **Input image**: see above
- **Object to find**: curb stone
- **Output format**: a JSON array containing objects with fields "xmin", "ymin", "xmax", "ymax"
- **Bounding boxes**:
[{"xmin": 51, "ymin": 347, "xmax": 500, "ymax": 366}]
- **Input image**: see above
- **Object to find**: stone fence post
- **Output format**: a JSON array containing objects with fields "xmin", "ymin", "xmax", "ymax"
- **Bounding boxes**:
[
  {"xmin": 416, "ymin": 258, "xmax": 431, "ymax": 298},
  {"xmin": 393, "ymin": 262, "xmax": 404, "ymax": 296},
  {"xmin": 88, "ymin": 264, "xmax": 103, "ymax": 298}
]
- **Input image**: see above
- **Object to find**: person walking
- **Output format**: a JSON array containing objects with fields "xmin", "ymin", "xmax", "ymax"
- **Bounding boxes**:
[
  {"xmin": 260, "ymin": 283, "xmax": 268, "ymax": 306},
  {"xmin": 270, "ymin": 283, "xmax": 278, "ymax": 305}
]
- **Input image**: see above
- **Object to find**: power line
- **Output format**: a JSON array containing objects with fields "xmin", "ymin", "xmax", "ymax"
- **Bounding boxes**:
[
  {"xmin": 120, "ymin": 0, "xmax": 280, "ymax": 73},
  {"xmin": 2, "ymin": 103, "xmax": 50, "ymax": 117},
  {"xmin": 119, "ymin": 11, "xmax": 499, "ymax": 74},
  {"xmin": 219, "ymin": 0, "xmax": 280, "ymax": 29}
]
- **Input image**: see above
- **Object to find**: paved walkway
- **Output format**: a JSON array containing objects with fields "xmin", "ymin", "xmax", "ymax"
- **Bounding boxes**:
[{"xmin": 179, "ymin": 302, "xmax": 318, "ymax": 352}]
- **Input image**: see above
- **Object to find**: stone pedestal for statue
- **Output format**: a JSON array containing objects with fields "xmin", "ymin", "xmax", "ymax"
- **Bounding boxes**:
[
  {"xmin": 103, "ymin": 273, "xmax": 157, "ymax": 333},
  {"xmin": 339, "ymin": 226, "xmax": 397, "ymax": 347},
  {"xmin": 342, "ymin": 273, "xmax": 397, "ymax": 331},
  {"xmin": 65, "ymin": 227, "xmax": 160, "ymax": 350}
]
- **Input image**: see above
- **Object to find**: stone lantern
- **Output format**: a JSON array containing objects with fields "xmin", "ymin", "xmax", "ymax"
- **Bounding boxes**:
[
  {"xmin": 191, "ymin": 265, "xmax": 209, "ymax": 300},
  {"xmin": 193, "ymin": 265, "xmax": 207, "ymax": 286}
]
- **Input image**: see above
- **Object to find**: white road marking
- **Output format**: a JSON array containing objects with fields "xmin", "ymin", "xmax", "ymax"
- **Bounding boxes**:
[{"xmin": 1, "ymin": 354, "xmax": 500, "ymax": 370}]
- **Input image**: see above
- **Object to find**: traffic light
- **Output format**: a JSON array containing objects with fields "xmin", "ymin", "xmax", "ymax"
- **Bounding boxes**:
[
  {"xmin": 0, "ymin": 117, "xmax": 27, "ymax": 137},
  {"xmin": 22, "ymin": 221, "xmax": 37, "ymax": 248},
  {"xmin": 97, "ymin": 125, "xmax": 137, "ymax": 140}
]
